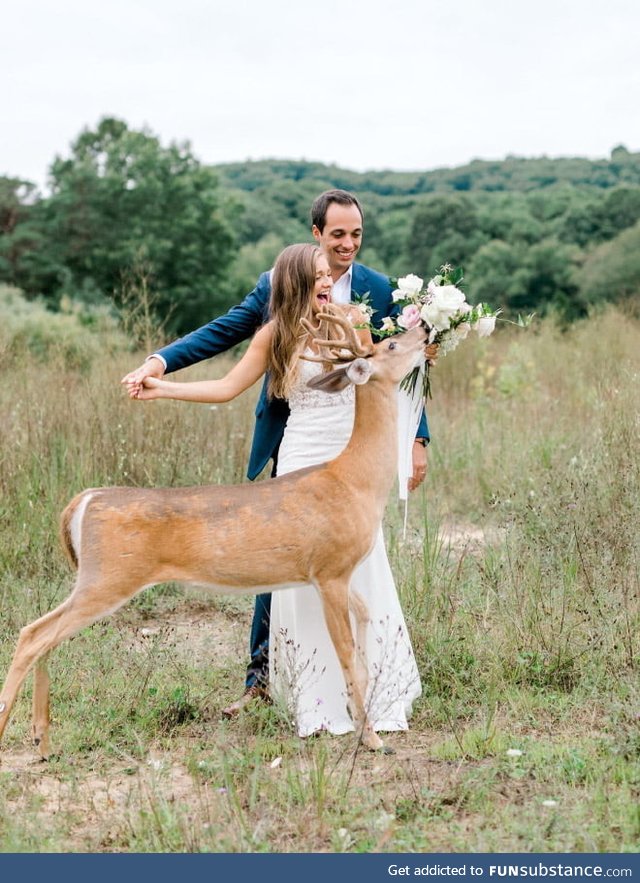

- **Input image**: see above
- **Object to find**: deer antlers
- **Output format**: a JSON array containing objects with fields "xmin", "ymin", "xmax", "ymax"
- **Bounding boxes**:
[{"xmin": 300, "ymin": 308, "xmax": 374, "ymax": 363}]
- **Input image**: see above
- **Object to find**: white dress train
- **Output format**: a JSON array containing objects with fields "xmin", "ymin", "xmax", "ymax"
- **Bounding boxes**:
[{"xmin": 269, "ymin": 354, "xmax": 422, "ymax": 737}]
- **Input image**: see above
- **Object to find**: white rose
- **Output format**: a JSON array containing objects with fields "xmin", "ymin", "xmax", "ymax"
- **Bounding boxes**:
[
  {"xmin": 476, "ymin": 315, "xmax": 497, "ymax": 338},
  {"xmin": 421, "ymin": 285, "xmax": 467, "ymax": 331},
  {"xmin": 455, "ymin": 321, "xmax": 471, "ymax": 340},
  {"xmin": 396, "ymin": 274, "xmax": 423, "ymax": 297},
  {"xmin": 420, "ymin": 301, "xmax": 450, "ymax": 332},
  {"xmin": 431, "ymin": 285, "xmax": 467, "ymax": 316}
]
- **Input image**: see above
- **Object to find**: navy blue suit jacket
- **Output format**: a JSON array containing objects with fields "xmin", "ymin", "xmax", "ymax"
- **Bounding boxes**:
[{"xmin": 157, "ymin": 262, "xmax": 430, "ymax": 480}]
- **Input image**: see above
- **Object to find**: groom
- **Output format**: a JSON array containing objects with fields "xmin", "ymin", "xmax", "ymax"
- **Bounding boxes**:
[{"xmin": 122, "ymin": 188, "xmax": 430, "ymax": 715}]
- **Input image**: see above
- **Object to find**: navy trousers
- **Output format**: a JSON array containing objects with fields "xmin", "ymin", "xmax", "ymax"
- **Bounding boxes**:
[
  {"xmin": 245, "ymin": 593, "xmax": 271, "ymax": 689},
  {"xmin": 245, "ymin": 456, "xmax": 277, "ymax": 690}
]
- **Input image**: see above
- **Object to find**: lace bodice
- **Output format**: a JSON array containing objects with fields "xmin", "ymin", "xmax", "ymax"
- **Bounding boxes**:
[{"xmin": 288, "ymin": 351, "xmax": 355, "ymax": 412}]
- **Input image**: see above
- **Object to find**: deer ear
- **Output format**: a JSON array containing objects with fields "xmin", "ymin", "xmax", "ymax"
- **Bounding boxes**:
[
  {"xmin": 307, "ymin": 365, "xmax": 353, "ymax": 392},
  {"xmin": 307, "ymin": 357, "xmax": 372, "ymax": 393},
  {"xmin": 346, "ymin": 358, "xmax": 373, "ymax": 385}
]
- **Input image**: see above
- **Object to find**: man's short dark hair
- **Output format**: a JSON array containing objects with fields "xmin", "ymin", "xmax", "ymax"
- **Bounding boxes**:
[{"xmin": 311, "ymin": 190, "xmax": 364, "ymax": 232}]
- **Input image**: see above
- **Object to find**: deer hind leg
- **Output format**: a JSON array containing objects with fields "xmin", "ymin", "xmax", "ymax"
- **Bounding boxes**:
[
  {"xmin": 32, "ymin": 656, "xmax": 51, "ymax": 759},
  {"xmin": 0, "ymin": 600, "xmax": 72, "ymax": 749},
  {"xmin": 0, "ymin": 574, "xmax": 143, "ymax": 755},
  {"xmin": 318, "ymin": 578, "xmax": 383, "ymax": 751}
]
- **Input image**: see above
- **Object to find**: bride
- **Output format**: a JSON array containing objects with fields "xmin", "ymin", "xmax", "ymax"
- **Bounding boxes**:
[{"xmin": 138, "ymin": 243, "xmax": 425, "ymax": 737}]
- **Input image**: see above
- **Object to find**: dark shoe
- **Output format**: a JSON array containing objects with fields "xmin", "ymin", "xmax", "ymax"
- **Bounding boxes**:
[{"xmin": 221, "ymin": 685, "xmax": 269, "ymax": 719}]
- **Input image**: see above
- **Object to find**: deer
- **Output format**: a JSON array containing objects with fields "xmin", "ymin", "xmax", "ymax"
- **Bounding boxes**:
[{"xmin": 0, "ymin": 311, "xmax": 427, "ymax": 758}]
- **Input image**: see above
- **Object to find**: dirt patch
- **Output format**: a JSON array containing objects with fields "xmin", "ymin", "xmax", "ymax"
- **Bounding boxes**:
[
  {"xmin": 120, "ymin": 596, "xmax": 251, "ymax": 663},
  {"xmin": 1, "ymin": 746, "xmax": 204, "ymax": 850},
  {"xmin": 438, "ymin": 520, "xmax": 506, "ymax": 554}
]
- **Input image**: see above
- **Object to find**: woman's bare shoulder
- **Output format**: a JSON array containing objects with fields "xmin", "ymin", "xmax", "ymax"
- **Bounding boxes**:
[{"xmin": 252, "ymin": 321, "xmax": 274, "ymax": 346}]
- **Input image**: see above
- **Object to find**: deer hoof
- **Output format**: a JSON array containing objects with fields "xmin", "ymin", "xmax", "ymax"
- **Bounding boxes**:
[
  {"xmin": 361, "ymin": 731, "xmax": 385, "ymax": 752},
  {"xmin": 377, "ymin": 744, "xmax": 395, "ymax": 755},
  {"xmin": 32, "ymin": 733, "xmax": 50, "ymax": 761}
]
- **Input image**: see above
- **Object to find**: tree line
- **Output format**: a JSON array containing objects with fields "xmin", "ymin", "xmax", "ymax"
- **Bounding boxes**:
[{"xmin": 2, "ymin": 117, "xmax": 640, "ymax": 336}]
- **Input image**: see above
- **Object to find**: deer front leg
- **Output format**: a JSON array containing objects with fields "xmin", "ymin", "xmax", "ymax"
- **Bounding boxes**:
[
  {"xmin": 349, "ymin": 588, "xmax": 370, "ymax": 705},
  {"xmin": 318, "ymin": 578, "xmax": 383, "ymax": 751}
]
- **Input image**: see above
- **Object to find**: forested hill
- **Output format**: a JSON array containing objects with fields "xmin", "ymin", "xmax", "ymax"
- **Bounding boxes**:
[
  {"xmin": 215, "ymin": 146, "xmax": 640, "ymax": 195},
  {"xmin": 212, "ymin": 148, "xmax": 640, "ymax": 322},
  {"xmin": 1, "ymin": 118, "xmax": 639, "ymax": 335}
]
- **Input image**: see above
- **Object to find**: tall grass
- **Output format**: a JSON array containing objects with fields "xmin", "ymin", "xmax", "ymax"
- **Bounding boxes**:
[{"xmin": 0, "ymin": 305, "xmax": 638, "ymax": 852}]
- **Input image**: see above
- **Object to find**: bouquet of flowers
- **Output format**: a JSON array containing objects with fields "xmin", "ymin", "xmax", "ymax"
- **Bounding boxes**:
[{"xmin": 376, "ymin": 265, "xmax": 499, "ymax": 397}]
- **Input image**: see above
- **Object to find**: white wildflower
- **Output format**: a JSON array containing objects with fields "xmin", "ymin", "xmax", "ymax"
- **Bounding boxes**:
[
  {"xmin": 439, "ymin": 331, "xmax": 463, "ymax": 356},
  {"xmin": 336, "ymin": 827, "xmax": 355, "ymax": 849},
  {"xmin": 373, "ymin": 811, "xmax": 396, "ymax": 831},
  {"xmin": 381, "ymin": 316, "xmax": 396, "ymax": 332}
]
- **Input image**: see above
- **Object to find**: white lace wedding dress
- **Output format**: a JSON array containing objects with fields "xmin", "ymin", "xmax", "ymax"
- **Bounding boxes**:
[{"xmin": 269, "ymin": 354, "xmax": 422, "ymax": 737}]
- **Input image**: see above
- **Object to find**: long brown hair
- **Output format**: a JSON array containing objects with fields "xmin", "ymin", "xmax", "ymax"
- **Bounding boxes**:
[{"xmin": 267, "ymin": 243, "xmax": 343, "ymax": 399}]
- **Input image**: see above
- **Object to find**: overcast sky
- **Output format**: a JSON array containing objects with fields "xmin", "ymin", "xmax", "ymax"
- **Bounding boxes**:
[{"xmin": 3, "ymin": 0, "xmax": 639, "ymax": 191}]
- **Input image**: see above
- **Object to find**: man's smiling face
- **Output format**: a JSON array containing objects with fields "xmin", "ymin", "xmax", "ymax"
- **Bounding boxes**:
[{"xmin": 312, "ymin": 202, "xmax": 363, "ymax": 279}]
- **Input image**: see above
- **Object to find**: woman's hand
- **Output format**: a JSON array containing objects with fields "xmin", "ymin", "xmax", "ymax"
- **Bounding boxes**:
[{"xmin": 136, "ymin": 376, "xmax": 166, "ymax": 400}]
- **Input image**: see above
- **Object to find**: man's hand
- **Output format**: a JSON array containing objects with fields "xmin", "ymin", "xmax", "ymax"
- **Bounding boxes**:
[
  {"xmin": 425, "ymin": 343, "xmax": 439, "ymax": 366},
  {"xmin": 408, "ymin": 439, "xmax": 428, "ymax": 492},
  {"xmin": 121, "ymin": 357, "xmax": 165, "ymax": 399}
]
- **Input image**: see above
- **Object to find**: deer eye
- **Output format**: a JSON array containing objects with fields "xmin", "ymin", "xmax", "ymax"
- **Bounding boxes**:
[{"xmin": 388, "ymin": 341, "xmax": 397, "ymax": 350}]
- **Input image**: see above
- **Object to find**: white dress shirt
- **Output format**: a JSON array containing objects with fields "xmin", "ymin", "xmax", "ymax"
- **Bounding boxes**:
[{"xmin": 330, "ymin": 266, "xmax": 353, "ymax": 304}]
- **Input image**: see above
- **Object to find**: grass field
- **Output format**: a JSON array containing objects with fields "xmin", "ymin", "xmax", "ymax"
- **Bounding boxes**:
[{"xmin": 0, "ymin": 306, "xmax": 638, "ymax": 852}]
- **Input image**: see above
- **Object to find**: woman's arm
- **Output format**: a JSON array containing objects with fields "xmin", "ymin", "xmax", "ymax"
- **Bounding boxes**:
[{"xmin": 137, "ymin": 324, "xmax": 273, "ymax": 403}]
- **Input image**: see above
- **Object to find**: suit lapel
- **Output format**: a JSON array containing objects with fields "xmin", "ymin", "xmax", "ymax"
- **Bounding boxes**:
[
  {"xmin": 350, "ymin": 263, "xmax": 370, "ymax": 298},
  {"xmin": 350, "ymin": 263, "xmax": 389, "ymax": 324}
]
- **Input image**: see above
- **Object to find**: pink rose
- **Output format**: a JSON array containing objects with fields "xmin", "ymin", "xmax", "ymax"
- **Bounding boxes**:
[{"xmin": 397, "ymin": 304, "xmax": 422, "ymax": 330}]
